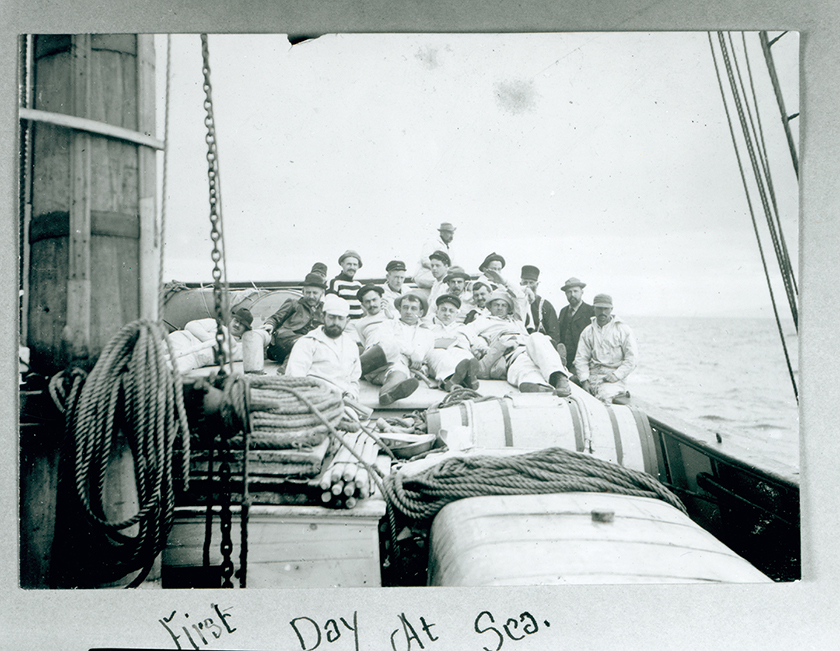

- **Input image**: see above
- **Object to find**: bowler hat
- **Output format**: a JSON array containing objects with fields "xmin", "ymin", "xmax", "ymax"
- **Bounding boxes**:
[
  {"xmin": 592, "ymin": 294, "xmax": 613, "ymax": 308},
  {"xmin": 310, "ymin": 262, "xmax": 328, "ymax": 277},
  {"xmin": 338, "ymin": 250, "xmax": 363, "ymax": 268},
  {"xmin": 395, "ymin": 292, "xmax": 429, "ymax": 317},
  {"xmin": 438, "ymin": 222, "xmax": 456, "ymax": 232},
  {"xmin": 356, "ymin": 284, "xmax": 384, "ymax": 302},
  {"xmin": 479, "ymin": 252, "xmax": 506, "ymax": 271},
  {"xmin": 302, "ymin": 272, "xmax": 327, "ymax": 289},
  {"xmin": 231, "ymin": 307, "xmax": 254, "ymax": 328},
  {"xmin": 521, "ymin": 265, "xmax": 540, "ymax": 282},
  {"xmin": 436, "ymin": 294, "xmax": 462, "ymax": 309},
  {"xmin": 443, "ymin": 266, "xmax": 470, "ymax": 284},
  {"xmin": 487, "ymin": 290, "xmax": 514, "ymax": 311},
  {"xmin": 561, "ymin": 277, "xmax": 586, "ymax": 291},
  {"xmin": 429, "ymin": 250, "xmax": 451, "ymax": 266},
  {"xmin": 386, "ymin": 260, "xmax": 406, "ymax": 272},
  {"xmin": 323, "ymin": 294, "xmax": 351, "ymax": 317}
]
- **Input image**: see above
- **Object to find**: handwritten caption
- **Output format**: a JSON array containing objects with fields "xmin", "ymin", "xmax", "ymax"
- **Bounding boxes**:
[{"xmin": 157, "ymin": 605, "xmax": 549, "ymax": 650}]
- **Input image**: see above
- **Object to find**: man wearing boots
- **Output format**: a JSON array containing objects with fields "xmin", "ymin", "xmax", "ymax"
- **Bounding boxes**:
[{"xmin": 426, "ymin": 294, "xmax": 480, "ymax": 391}]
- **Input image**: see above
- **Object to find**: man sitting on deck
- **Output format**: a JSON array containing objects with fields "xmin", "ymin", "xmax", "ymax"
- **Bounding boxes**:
[
  {"xmin": 464, "ymin": 290, "xmax": 571, "ymax": 396},
  {"xmin": 167, "ymin": 307, "xmax": 253, "ymax": 373},
  {"xmin": 464, "ymin": 280, "xmax": 492, "ymax": 324},
  {"xmin": 285, "ymin": 295, "xmax": 361, "ymax": 401},
  {"xmin": 574, "ymin": 293, "xmax": 637, "ymax": 405},
  {"xmin": 426, "ymin": 294, "xmax": 480, "ymax": 391},
  {"xmin": 361, "ymin": 292, "xmax": 436, "ymax": 405},
  {"xmin": 262, "ymin": 272, "xmax": 326, "ymax": 364},
  {"xmin": 348, "ymin": 284, "xmax": 392, "ymax": 350},
  {"xmin": 520, "ymin": 265, "xmax": 560, "ymax": 345},
  {"xmin": 557, "ymin": 276, "xmax": 596, "ymax": 378},
  {"xmin": 327, "ymin": 250, "xmax": 365, "ymax": 320}
]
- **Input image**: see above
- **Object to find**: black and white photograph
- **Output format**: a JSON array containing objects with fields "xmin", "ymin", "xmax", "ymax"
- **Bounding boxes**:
[{"xmin": 2, "ymin": 1, "xmax": 839, "ymax": 649}]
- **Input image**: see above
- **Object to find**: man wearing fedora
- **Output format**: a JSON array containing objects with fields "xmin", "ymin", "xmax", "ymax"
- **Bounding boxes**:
[
  {"xmin": 285, "ymin": 295, "xmax": 362, "ymax": 401},
  {"xmin": 262, "ymin": 272, "xmax": 327, "ymax": 364},
  {"xmin": 464, "ymin": 290, "xmax": 571, "ymax": 396},
  {"xmin": 414, "ymin": 222, "xmax": 457, "ymax": 289},
  {"xmin": 574, "ymin": 293, "xmax": 637, "ymax": 405},
  {"xmin": 327, "ymin": 250, "xmax": 365, "ymax": 320},
  {"xmin": 380, "ymin": 259, "xmax": 408, "ymax": 319},
  {"xmin": 361, "ymin": 292, "xmax": 435, "ymax": 405},
  {"xmin": 557, "ymin": 276, "xmax": 596, "ymax": 376},
  {"xmin": 520, "ymin": 265, "xmax": 560, "ymax": 345}
]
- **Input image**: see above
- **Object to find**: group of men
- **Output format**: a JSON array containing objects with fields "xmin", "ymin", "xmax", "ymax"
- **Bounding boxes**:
[{"xmin": 248, "ymin": 222, "xmax": 637, "ymax": 407}]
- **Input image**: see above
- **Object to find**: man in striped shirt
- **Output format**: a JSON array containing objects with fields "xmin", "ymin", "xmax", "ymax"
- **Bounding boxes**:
[{"xmin": 327, "ymin": 250, "xmax": 364, "ymax": 320}]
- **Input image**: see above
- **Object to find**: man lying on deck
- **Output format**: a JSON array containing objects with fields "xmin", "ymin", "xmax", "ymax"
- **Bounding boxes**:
[
  {"xmin": 426, "ymin": 294, "xmax": 480, "ymax": 391},
  {"xmin": 285, "ymin": 294, "xmax": 361, "ymax": 401},
  {"xmin": 463, "ymin": 290, "xmax": 571, "ymax": 396},
  {"xmin": 167, "ymin": 307, "xmax": 252, "ymax": 373}
]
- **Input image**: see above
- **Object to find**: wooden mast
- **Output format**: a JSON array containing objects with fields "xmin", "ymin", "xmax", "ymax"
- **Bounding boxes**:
[{"xmin": 20, "ymin": 34, "xmax": 161, "ymax": 588}]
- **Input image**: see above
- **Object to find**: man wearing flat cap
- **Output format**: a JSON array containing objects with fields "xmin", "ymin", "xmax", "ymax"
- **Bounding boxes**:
[
  {"xmin": 361, "ymin": 291, "xmax": 435, "ymax": 405},
  {"xmin": 286, "ymin": 294, "xmax": 362, "ymax": 400},
  {"xmin": 327, "ymin": 250, "xmax": 365, "ymax": 320},
  {"xmin": 425, "ymin": 249, "xmax": 452, "ymax": 309},
  {"xmin": 520, "ymin": 265, "xmax": 560, "ymax": 345},
  {"xmin": 557, "ymin": 276, "xmax": 596, "ymax": 376},
  {"xmin": 262, "ymin": 272, "xmax": 327, "ymax": 365},
  {"xmin": 414, "ymin": 222, "xmax": 457, "ymax": 290},
  {"xmin": 463, "ymin": 290, "xmax": 571, "ymax": 396},
  {"xmin": 380, "ymin": 259, "xmax": 407, "ymax": 319},
  {"xmin": 574, "ymin": 293, "xmax": 637, "ymax": 405},
  {"xmin": 428, "ymin": 266, "xmax": 472, "ymax": 324}
]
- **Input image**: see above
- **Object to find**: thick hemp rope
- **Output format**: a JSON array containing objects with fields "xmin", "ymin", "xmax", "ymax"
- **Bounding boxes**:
[
  {"xmin": 383, "ymin": 447, "xmax": 686, "ymax": 522},
  {"xmin": 62, "ymin": 319, "xmax": 190, "ymax": 586}
]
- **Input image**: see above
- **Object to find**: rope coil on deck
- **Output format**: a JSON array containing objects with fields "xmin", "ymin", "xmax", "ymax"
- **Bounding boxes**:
[
  {"xmin": 59, "ymin": 319, "xmax": 191, "ymax": 587},
  {"xmin": 383, "ymin": 447, "xmax": 687, "ymax": 522}
]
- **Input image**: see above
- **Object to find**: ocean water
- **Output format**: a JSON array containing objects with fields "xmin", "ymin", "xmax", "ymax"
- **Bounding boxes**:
[{"xmin": 624, "ymin": 316, "xmax": 800, "ymax": 470}]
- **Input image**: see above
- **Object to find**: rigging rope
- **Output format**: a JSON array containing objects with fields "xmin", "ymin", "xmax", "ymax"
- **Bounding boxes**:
[
  {"xmin": 60, "ymin": 320, "xmax": 190, "ymax": 587},
  {"xmin": 383, "ymin": 447, "xmax": 687, "ymax": 522},
  {"xmin": 708, "ymin": 32, "xmax": 798, "ymax": 402}
]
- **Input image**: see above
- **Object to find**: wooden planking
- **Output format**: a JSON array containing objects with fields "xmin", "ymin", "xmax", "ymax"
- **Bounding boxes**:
[{"xmin": 163, "ymin": 502, "xmax": 385, "ymax": 588}]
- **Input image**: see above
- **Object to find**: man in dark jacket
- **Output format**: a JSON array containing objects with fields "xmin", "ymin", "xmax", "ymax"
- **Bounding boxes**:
[
  {"xmin": 263, "ymin": 272, "xmax": 326, "ymax": 363},
  {"xmin": 520, "ymin": 265, "xmax": 560, "ymax": 345},
  {"xmin": 556, "ymin": 276, "xmax": 595, "ymax": 378}
]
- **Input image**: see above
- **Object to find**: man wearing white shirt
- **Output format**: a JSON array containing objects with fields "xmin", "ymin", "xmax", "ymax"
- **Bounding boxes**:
[
  {"xmin": 414, "ymin": 222, "xmax": 456, "ymax": 289},
  {"xmin": 426, "ymin": 294, "xmax": 480, "ymax": 391},
  {"xmin": 285, "ymin": 295, "xmax": 362, "ymax": 400}
]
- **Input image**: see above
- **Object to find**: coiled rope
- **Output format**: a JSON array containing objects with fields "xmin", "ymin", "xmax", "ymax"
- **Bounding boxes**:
[
  {"xmin": 59, "ymin": 319, "xmax": 190, "ymax": 586},
  {"xmin": 383, "ymin": 447, "xmax": 686, "ymax": 522}
]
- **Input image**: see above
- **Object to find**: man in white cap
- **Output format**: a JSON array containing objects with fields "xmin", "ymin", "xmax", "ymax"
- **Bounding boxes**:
[
  {"xmin": 414, "ymin": 222, "xmax": 457, "ymax": 289},
  {"xmin": 574, "ymin": 294, "xmax": 637, "ymax": 405},
  {"xmin": 557, "ymin": 276, "xmax": 596, "ymax": 376},
  {"xmin": 327, "ymin": 250, "xmax": 364, "ymax": 320},
  {"xmin": 285, "ymin": 294, "xmax": 362, "ymax": 400},
  {"xmin": 463, "ymin": 290, "xmax": 571, "ymax": 396}
]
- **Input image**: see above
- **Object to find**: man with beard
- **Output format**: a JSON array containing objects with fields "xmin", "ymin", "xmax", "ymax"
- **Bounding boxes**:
[
  {"xmin": 557, "ymin": 277, "xmax": 596, "ymax": 376},
  {"xmin": 363, "ymin": 292, "xmax": 434, "ymax": 405},
  {"xmin": 574, "ymin": 294, "xmax": 637, "ymax": 405},
  {"xmin": 426, "ymin": 294, "xmax": 480, "ymax": 391},
  {"xmin": 262, "ymin": 272, "xmax": 326, "ymax": 364},
  {"xmin": 327, "ymin": 250, "xmax": 364, "ymax": 320},
  {"xmin": 380, "ymin": 259, "xmax": 407, "ymax": 319},
  {"xmin": 286, "ymin": 295, "xmax": 361, "ymax": 400},
  {"xmin": 464, "ymin": 290, "xmax": 571, "ymax": 396},
  {"xmin": 464, "ymin": 280, "xmax": 492, "ymax": 324},
  {"xmin": 520, "ymin": 265, "xmax": 560, "ymax": 345}
]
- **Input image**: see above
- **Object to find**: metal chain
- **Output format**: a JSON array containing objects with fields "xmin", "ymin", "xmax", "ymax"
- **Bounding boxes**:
[
  {"xmin": 200, "ymin": 34, "xmax": 235, "ymax": 587},
  {"xmin": 199, "ymin": 34, "xmax": 229, "ymax": 373}
]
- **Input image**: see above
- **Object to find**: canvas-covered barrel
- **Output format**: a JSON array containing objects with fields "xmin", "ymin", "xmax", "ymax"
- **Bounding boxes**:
[
  {"xmin": 427, "ymin": 493, "xmax": 772, "ymax": 585},
  {"xmin": 426, "ymin": 390, "xmax": 663, "ymax": 478},
  {"xmin": 162, "ymin": 286, "xmax": 300, "ymax": 332}
]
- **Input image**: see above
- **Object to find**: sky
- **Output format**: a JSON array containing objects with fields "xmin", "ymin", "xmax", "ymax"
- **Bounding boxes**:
[{"xmin": 154, "ymin": 31, "xmax": 799, "ymax": 318}]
